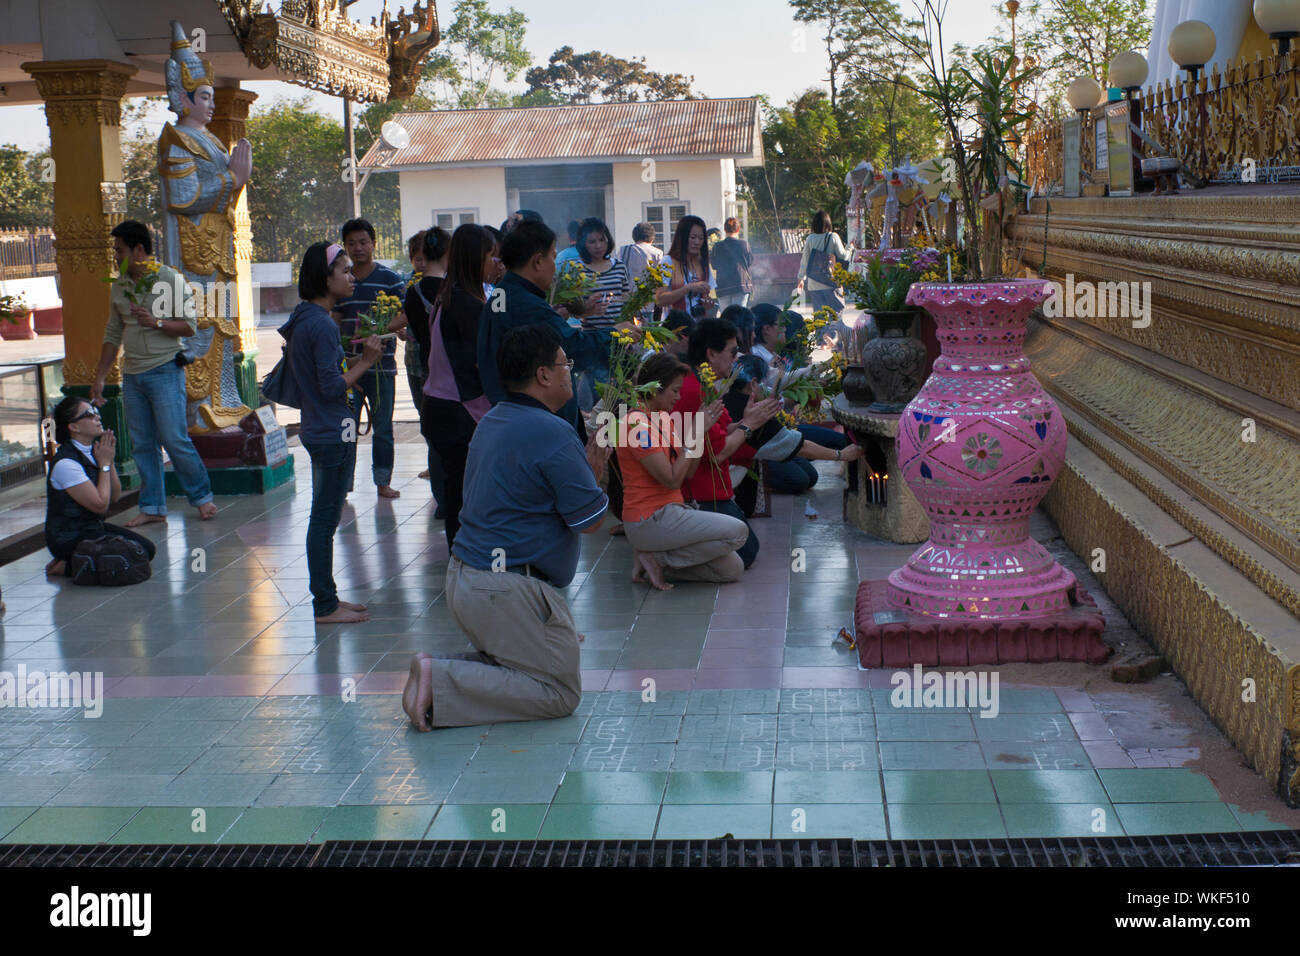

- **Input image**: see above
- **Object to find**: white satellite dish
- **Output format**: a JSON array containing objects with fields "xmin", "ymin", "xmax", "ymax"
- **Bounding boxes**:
[{"xmin": 380, "ymin": 120, "xmax": 410, "ymax": 150}]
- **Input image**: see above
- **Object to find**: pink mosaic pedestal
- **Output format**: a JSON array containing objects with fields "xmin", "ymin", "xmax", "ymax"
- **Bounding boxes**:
[{"xmin": 854, "ymin": 279, "xmax": 1108, "ymax": 666}]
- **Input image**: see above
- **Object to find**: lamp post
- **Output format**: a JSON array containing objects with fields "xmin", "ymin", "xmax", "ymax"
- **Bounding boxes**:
[
  {"xmin": 1169, "ymin": 20, "xmax": 1217, "ymax": 180},
  {"xmin": 1066, "ymin": 77, "xmax": 1103, "ymax": 194},
  {"xmin": 1255, "ymin": 0, "xmax": 1300, "ymax": 55}
]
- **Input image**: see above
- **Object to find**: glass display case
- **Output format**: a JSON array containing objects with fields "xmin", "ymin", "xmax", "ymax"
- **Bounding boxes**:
[
  {"xmin": 0, "ymin": 353, "xmax": 63, "ymax": 418},
  {"xmin": 0, "ymin": 365, "xmax": 45, "ymax": 490}
]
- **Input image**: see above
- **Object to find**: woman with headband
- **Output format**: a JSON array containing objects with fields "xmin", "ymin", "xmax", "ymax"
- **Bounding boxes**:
[{"xmin": 278, "ymin": 242, "xmax": 383, "ymax": 623}]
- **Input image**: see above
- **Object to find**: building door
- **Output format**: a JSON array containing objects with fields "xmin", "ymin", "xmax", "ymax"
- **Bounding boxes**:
[{"xmin": 518, "ymin": 189, "xmax": 606, "ymax": 238}]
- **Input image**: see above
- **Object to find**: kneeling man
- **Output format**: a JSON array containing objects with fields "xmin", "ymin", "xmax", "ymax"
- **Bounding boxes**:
[{"xmin": 403, "ymin": 324, "xmax": 610, "ymax": 730}]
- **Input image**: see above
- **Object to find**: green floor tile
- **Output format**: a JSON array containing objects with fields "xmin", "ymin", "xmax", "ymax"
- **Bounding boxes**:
[
  {"xmin": 3, "ymin": 807, "xmax": 140, "ymax": 844},
  {"xmin": 773, "ymin": 804, "xmax": 887, "ymax": 839},
  {"xmin": 0, "ymin": 808, "xmax": 39, "ymax": 840},
  {"xmin": 554, "ymin": 772, "xmax": 668, "ymax": 804},
  {"xmin": 1227, "ymin": 805, "xmax": 1297, "ymax": 831},
  {"xmin": 883, "ymin": 770, "xmax": 995, "ymax": 804},
  {"xmin": 665, "ymin": 771, "xmax": 774, "ymax": 804},
  {"xmin": 1002, "ymin": 803, "xmax": 1121, "ymax": 838},
  {"xmin": 774, "ymin": 771, "xmax": 882, "ymax": 804},
  {"xmin": 314, "ymin": 805, "xmax": 438, "ymax": 841},
  {"xmin": 655, "ymin": 804, "xmax": 770, "ymax": 839},
  {"xmin": 887, "ymin": 804, "xmax": 1008, "ymax": 840},
  {"xmin": 988, "ymin": 689, "xmax": 1064, "ymax": 713},
  {"xmin": 464, "ymin": 744, "xmax": 577, "ymax": 773},
  {"xmin": 982, "ymin": 740, "xmax": 1091, "ymax": 770},
  {"xmin": 990, "ymin": 770, "xmax": 1108, "ymax": 804},
  {"xmin": 974, "ymin": 714, "xmax": 1076, "ymax": 742},
  {"xmin": 1114, "ymin": 802, "xmax": 1241, "ymax": 835},
  {"xmin": 1099, "ymin": 769, "xmax": 1221, "ymax": 803},
  {"xmin": 447, "ymin": 771, "xmax": 564, "ymax": 804},
  {"xmin": 219, "ymin": 807, "xmax": 329, "ymax": 844},
  {"xmin": 109, "ymin": 807, "xmax": 244, "ymax": 844},
  {"xmin": 876, "ymin": 714, "xmax": 976, "ymax": 741},
  {"xmin": 540, "ymin": 804, "xmax": 660, "ymax": 840},
  {"xmin": 426, "ymin": 804, "xmax": 548, "ymax": 839},
  {"xmin": 879, "ymin": 741, "xmax": 985, "ymax": 770}
]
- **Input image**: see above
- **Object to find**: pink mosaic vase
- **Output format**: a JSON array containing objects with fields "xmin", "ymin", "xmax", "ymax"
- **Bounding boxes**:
[{"xmin": 887, "ymin": 280, "xmax": 1077, "ymax": 619}]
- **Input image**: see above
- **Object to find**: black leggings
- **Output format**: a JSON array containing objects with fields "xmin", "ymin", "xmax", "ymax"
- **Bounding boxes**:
[
  {"xmin": 48, "ymin": 522, "xmax": 158, "ymax": 570},
  {"xmin": 420, "ymin": 398, "xmax": 477, "ymax": 548}
]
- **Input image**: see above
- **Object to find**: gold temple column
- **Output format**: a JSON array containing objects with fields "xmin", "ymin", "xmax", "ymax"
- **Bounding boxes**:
[
  {"xmin": 209, "ymin": 84, "xmax": 261, "ymax": 409},
  {"xmin": 21, "ymin": 58, "xmax": 139, "ymax": 483}
]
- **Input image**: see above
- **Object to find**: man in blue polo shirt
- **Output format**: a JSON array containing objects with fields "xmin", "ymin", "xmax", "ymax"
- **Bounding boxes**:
[
  {"xmin": 402, "ymin": 324, "xmax": 611, "ymax": 730},
  {"xmin": 477, "ymin": 219, "xmax": 636, "ymax": 434},
  {"xmin": 337, "ymin": 217, "xmax": 405, "ymax": 498}
]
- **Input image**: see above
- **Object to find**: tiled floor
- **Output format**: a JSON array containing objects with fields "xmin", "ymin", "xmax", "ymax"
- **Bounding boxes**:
[{"xmin": 1, "ymin": 437, "xmax": 1296, "ymax": 843}]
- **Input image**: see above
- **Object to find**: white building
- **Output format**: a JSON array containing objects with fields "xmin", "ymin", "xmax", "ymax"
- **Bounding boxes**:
[{"xmin": 358, "ymin": 98, "xmax": 764, "ymax": 248}]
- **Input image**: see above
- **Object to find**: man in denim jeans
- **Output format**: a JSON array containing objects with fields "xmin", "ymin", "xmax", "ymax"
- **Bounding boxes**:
[{"xmin": 91, "ymin": 220, "xmax": 217, "ymax": 526}]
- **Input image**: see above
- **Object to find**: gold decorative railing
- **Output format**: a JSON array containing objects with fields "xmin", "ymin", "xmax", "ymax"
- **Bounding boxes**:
[{"xmin": 1024, "ymin": 51, "xmax": 1300, "ymax": 189}]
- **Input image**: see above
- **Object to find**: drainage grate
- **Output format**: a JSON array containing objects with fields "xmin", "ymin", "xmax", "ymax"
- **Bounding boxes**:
[
  {"xmin": 0, "ymin": 843, "xmax": 320, "ymax": 868},
  {"xmin": 1, "ymin": 832, "xmax": 1296, "ymax": 867}
]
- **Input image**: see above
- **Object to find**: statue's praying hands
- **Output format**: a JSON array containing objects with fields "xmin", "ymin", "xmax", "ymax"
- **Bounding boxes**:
[{"xmin": 229, "ymin": 138, "xmax": 253, "ymax": 189}]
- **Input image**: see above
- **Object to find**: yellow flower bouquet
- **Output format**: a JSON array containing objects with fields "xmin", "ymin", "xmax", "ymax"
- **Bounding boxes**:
[{"xmin": 102, "ymin": 257, "xmax": 163, "ymax": 307}]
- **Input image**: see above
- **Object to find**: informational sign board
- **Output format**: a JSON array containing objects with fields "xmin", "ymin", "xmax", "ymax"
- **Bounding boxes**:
[
  {"xmin": 652, "ymin": 180, "xmax": 679, "ymax": 201},
  {"xmin": 1063, "ymin": 116, "xmax": 1082, "ymax": 198},
  {"xmin": 1094, "ymin": 108, "xmax": 1110, "ymax": 173},
  {"xmin": 1105, "ymin": 101, "xmax": 1134, "ymax": 197}
]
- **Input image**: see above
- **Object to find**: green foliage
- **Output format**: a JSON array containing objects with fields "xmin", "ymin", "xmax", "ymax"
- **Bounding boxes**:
[
  {"xmin": 524, "ymin": 46, "xmax": 694, "ymax": 104},
  {"xmin": 0, "ymin": 144, "xmax": 54, "ymax": 229},
  {"xmin": 420, "ymin": 0, "xmax": 532, "ymax": 108},
  {"xmin": 244, "ymin": 97, "xmax": 353, "ymax": 263},
  {"xmin": 962, "ymin": 50, "xmax": 1041, "ymax": 196}
]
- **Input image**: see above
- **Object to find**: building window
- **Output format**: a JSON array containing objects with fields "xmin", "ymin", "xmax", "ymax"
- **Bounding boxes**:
[
  {"xmin": 432, "ymin": 208, "xmax": 478, "ymax": 231},
  {"xmin": 642, "ymin": 202, "xmax": 689, "ymax": 246}
]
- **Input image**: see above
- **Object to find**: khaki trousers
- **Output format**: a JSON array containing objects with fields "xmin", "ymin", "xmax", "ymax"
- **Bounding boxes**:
[
  {"xmin": 623, "ymin": 502, "xmax": 749, "ymax": 583},
  {"xmin": 432, "ymin": 556, "xmax": 582, "ymax": 727}
]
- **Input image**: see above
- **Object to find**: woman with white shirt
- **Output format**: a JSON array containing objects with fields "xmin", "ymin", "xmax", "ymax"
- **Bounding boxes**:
[
  {"xmin": 796, "ymin": 210, "xmax": 849, "ymax": 314},
  {"xmin": 654, "ymin": 215, "xmax": 717, "ymax": 320},
  {"xmin": 44, "ymin": 396, "xmax": 156, "ymax": 577}
]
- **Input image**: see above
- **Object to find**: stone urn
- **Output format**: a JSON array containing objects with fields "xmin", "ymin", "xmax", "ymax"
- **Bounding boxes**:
[
  {"xmin": 861, "ymin": 309, "xmax": 928, "ymax": 413},
  {"xmin": 888, "ymin": 280, "xmax": 1077, "ymax": 619}
]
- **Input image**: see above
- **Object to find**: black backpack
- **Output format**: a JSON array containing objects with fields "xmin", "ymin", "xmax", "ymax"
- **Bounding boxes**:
[{"xmin": 68, "ymin": 535, "xmax": 152, "ymax": 587}]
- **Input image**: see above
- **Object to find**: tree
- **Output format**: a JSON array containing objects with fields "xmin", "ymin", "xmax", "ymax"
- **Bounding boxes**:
[
  {"xmin": 983, "ymin": 0, "xmax": 1153, "ymax": 115},
  {"xmin": 120, "ymin": 98, "xmax": 166, "ymax": 232},
  {"xmin": 419, "ymin": 0, "xmax": 531, "ymax": 108},
  {"xmin": 523, "ymin": 46, "xmax": 695, "ymax": 104},
  {"xmin": 0, "ymin": 145, "xmax": 54, "ymax": 229}
]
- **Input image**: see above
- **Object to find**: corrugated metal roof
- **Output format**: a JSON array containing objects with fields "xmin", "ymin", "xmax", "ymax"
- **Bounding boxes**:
[{"xmin": 359, "ymin": 98, "xmax": 762, "ymax": 169}]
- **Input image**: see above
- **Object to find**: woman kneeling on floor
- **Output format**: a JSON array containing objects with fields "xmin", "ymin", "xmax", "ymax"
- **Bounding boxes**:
[
  {"xmin": 45, "ymin": 396, "xmax": 156, "ymax": 577},
  {"xmin": 622, "ymin": 353, "xmax": 752, "ymax": 589}
]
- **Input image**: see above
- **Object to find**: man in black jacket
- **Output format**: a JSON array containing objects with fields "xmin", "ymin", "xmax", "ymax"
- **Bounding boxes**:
[{"xmin": 712, "ymin": 217, "xmax": 754, "ymax": 311}]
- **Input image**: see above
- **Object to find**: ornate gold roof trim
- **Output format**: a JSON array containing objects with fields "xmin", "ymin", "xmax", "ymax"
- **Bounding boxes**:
[{"xmin": 217, "ymin": 0, "xmax": 439, "ymax": 103}]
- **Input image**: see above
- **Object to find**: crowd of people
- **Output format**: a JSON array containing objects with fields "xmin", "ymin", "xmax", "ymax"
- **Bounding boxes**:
[{"xmin": 43, "ymin": 208, "xmax": 864, "ymax": 734}]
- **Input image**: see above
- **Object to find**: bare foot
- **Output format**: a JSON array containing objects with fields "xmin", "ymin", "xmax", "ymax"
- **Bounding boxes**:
[
  {"xmin": 632, "ymin": 563, "xmax": 645, "ymax": 584},
  {"xmin": 45, "ymin": 559, "xmax": 66, "ymax": 577},
  {"xmin": 402, "ymin": 652, "xmax": 434, "ymax": 732},
  {"xmin": 315, "ymin": 605, "xmax": 370, "ymax": 624},
  {"xmin": 634, "ymin": 551, "xmax": 672, "ymax": 591},
  {"xmin": 124, "ymin": 513, "xmax": 167, "ymax": 528},
  {"xmin": 578, "ymin": 633, "xmax": 585, "ymax": 643},
  {"xmin": 378, "ymin": 485, "xmax": 400, "ymax": 499},
  {"xmin": 418, "ymin": 470, "xmax": 430, "ymax": 479},
  {"xmin": 338, "ymin": 600, "xmax": 368, "ymax": 612},
  {"xmin": 198, "ymin": 502, "xmax": 218, "ymax": 520},
  {"xmin": 609, "ymin": 523, "xmax": 625, "ymax": 536}
]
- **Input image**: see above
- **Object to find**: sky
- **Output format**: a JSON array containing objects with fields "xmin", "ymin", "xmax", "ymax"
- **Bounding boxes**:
[{"xmin": 1, "ymin": 0, "xmax": 1011, "ymax": 151}]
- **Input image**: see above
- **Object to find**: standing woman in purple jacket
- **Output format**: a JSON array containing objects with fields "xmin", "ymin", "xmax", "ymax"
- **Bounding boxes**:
[{"xmin": 280, "ymin": 242, "xmax": 381, "ymax": 623}]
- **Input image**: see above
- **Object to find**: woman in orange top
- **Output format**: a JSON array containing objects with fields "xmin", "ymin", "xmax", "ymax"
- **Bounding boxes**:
[{"xmin": 621, "ymin": 353, "xmax": 753, "ymax": 590}]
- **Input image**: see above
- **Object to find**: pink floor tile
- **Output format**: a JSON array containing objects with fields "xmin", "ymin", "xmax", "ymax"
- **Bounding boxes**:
[
  {"xmin": 1082, "ymin": 740, "xmax": 1136, "ymax": 769},
  {"xmin": 580, "ymin": 669, "xmax": 611, "ymax": 692},
  {"xmin": 356, "ymin": 671, "xmax": 408, "ymax": 694},
  {"xmin": 781, "ymin": 667, "xmax": 874, "ymax": 688},
  {"xmin": 266, "ymin": 673, "xmax": 352, "ymax": 696},
  {"xmin": 185, "ymin": 674, "xmax": 282, "ymax": 697},
  {"xmin": 1057, "ymin": 689, "xmax": 1096, "ymax": 712},
  {"xmin": 693, "ymin": 668, "xmax": 782, "ymax": 689},
  {"xmin": 106, "ymin": 675, "xmax": 202, "ymax": 697},
  {"xmin": 704, "ymin": 628, "xmax": 788, "ymax": 647},
  {"xmin": 709, "ymin": 613, "xmax": 780, "ymax": 629},
  {"xmin": 699, "ymin": 646, "xmax": 784, "ymax": 668},
  {"xmin": 1067, "ymin": 711, "xmax": 1114, "ymax": 741},
  {"xmin": 605, "ymin": 669, "xmax": 696, "ymax": 691}
]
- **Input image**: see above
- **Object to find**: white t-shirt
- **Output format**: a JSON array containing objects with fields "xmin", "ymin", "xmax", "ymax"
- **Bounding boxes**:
[{"xmin": 50, "ymin": 440, "xmax": 97, "ymax": 491}]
